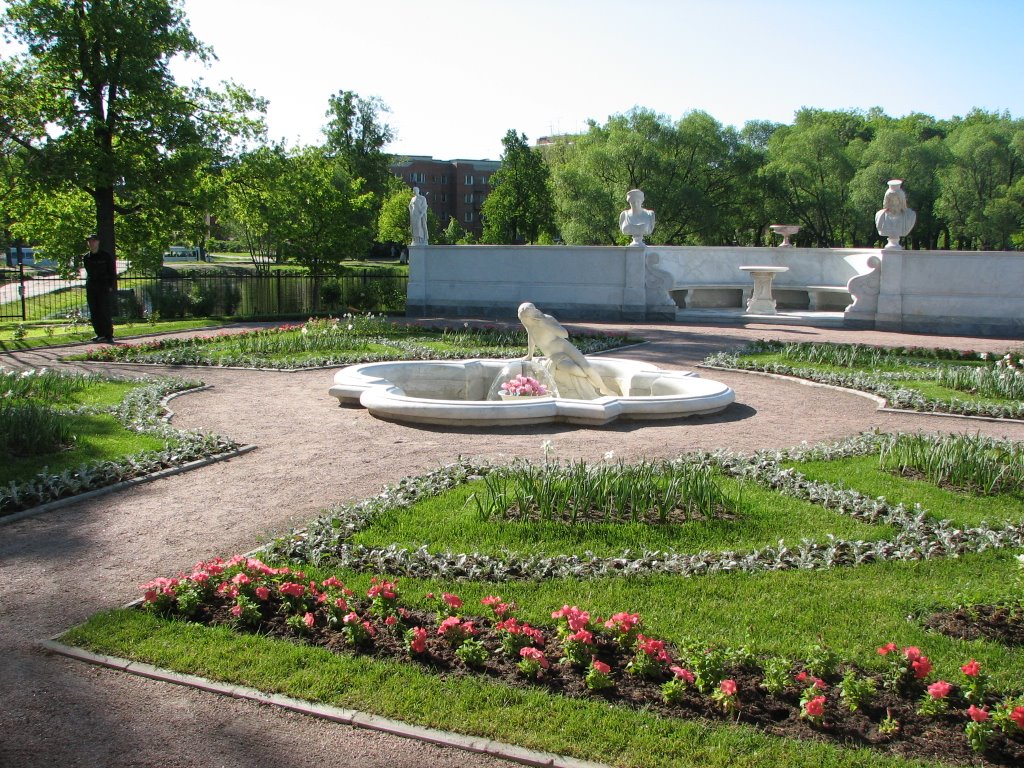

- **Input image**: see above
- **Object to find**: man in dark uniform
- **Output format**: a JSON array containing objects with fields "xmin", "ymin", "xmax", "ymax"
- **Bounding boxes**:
[{"xmin": 83, "ymin": 233, "xmax": 117, "ymax": 343}]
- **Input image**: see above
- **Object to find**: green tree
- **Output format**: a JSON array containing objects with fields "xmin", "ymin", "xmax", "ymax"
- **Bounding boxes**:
[
  {"xmin": 763, "ymin": 109, "xmax": 868, "ymax": 246},
  {"xmin": 936, "ymin": 111, "xmax": 1024, "ymax": 250},
  {"xmin": 273, "ymin": 146, "xmax": 374, "ymax": 272},
  {"xmin": 0, "ymin": 0, "xmax": 264, "ymax": 271},
  {"xmin": 481, "ymin": 130, "xmax": 555, "ymax": 244},
  {"xmin": 220, "ymin": 145, "xmax": 289, "ymax": 271},
  {"xmin": 323, "ymin": 90, "xmax": 395, "ymax": 202},
  {"xmin": 547, "ymin": 109, "xmax": 757, "ymax": 246}
]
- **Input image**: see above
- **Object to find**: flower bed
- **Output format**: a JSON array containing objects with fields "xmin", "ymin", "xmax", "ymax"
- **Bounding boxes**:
[{"xmin": 139, "ymin": 555, "xmax": 1024, "ymax": 766}]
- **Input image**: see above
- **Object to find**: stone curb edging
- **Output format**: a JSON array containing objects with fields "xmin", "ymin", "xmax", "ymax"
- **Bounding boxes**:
[
  {"xmin": 702, "ymin": 365, "xmax": 1024, "ymax": 424},
  {"xmin": 0, "ymin": 444, "xmax": 257, "ymax": 526},
  {"xmin": 38, "ymin": 639, "xmax": 609, "ymax": 768}
]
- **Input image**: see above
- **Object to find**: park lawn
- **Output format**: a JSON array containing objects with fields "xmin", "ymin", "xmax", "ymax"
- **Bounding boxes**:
[
  {"xmin": 350, "ymin": 476, "xmax": 895, "ymax": 558},
  {"xmin": 63, "ymin": 548, "xmax": 1024, "ymax": 768},
  {"xmin": 0, "ymin": 318, "xmax": 229, "ymax": 351},
  {"xmin": 788, "ymin": 455, "xmax": 1024, "ymax": 528}
]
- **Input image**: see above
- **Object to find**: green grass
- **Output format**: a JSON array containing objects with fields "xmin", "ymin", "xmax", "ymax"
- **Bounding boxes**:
[
  {"xmin": 0, "ymin": 377, "xmax": 179, "ymax": 484},
  {"xmin": 789, "ymin": 455, "xmax": 1024, "ymax": 527},
  {"xmin": 69, "ymin": 317, "xmax": 633, "ymax": 369},
  {"xmin": 0, "ymin": 412, "xmax": 167, "ymax": 484},
  {"xmin": 64, "ymin": 549, "xmax": 1024, "ymax": 768},
  {"xmin": 350, "ymin": 476, "xmax": 895, "ymax": 557},
  {"xmin": 0, "ymin": 318, "xmax": 229, "ymax": 351}
]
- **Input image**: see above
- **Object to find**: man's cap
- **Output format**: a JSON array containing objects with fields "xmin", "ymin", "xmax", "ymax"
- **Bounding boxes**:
[{"xmin": 86, "ymin": 233, "xmax": 99, "ymax": 240}]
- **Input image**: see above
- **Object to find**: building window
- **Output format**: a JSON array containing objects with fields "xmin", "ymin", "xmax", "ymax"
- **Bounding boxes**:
[
  {"xmin": 481, "ymin": 176, "xmax": 488, "ymax": 186},
  {"xmin": 464, "ymin": 193, "xmax": 473, "ymax": 204},
  {"xmin": 440, "ymin": 193, "xmax": 447, "ymax": 202},
  {"xmin": 410, "ymin": 172, "xmax": 426, "ymax": 184},
  {"xmin": 464, "ymin": 174, "xmax": 474, "ymax": 185},
  {"xmin": 441, "ymin": 175, "xmax": 447, "ymax": 184},
  {"xmin": 464, "ymin": 211, "xmax": 474, "ymax": 223}
]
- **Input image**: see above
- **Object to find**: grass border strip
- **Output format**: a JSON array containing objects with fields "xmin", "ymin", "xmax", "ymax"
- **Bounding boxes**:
[
  {"xmin": 703, "ymin": 365, "xmax": 1024, "ymax": 424},
  {"xmin": 37, "ymin": 638, "xmax": 609, "ymax": 768},
  {"xmin": 0, "ymin": 444, "xmax": 257, "ymax": 526}
]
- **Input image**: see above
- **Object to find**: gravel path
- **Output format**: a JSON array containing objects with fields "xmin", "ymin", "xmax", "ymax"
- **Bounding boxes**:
[{"xmin": 2, "ymin": 319, "xmax": 1023, "ymax": 768}]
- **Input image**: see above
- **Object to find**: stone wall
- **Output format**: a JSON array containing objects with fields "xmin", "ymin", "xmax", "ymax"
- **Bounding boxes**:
[{"xmin": 406, "ymin": 243, "xmax": 1024, "ymax": 337}]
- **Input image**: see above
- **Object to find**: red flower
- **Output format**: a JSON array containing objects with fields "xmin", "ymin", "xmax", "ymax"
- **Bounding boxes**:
[
  {"xmin": 720, "ymin": 679, "xmax": 737, "ymax": 696},
  {"xmin": 967, "ymin": 705, "xmax": 990, "ymax": 722},
  {"xmin": 961, "ymin": 659, "xmax": 981, "ymax": 677},
  {"xmin": 1010, "ymin": 706, "xmax": 1024, "ymax": 730},
  {"xmin": 903, "ymin": 646, "xmax": 922, "ymax": 662},
  {"xmin": 804, "ymin": 695, "xmax": 826, "ymax": 718},
  {"xmin": 911, "ymin": 656, "xmax": 932, "ymax": 679},
  {"xmin": 927, "ymin": 680, "xmax": 952, "ymax": 699},
  {"xmin": 876, "ymin": 642, "xmax": 897, "ymax": 656}
]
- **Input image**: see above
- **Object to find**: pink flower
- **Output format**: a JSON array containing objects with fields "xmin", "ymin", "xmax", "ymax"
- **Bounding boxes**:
[
  {"xmin": 442, "ymin": 592, "xmax": 463, "ymax": 609},
  {"xmin": 255, "ymin": 586, "xmax": 270, "ymax": 601},
  {"xmin": 927, "ymin": 680, "xmax": 952, "ymax": 699},
  {"xmin": 591, "ymin": 660, "xmax": 611, "ymax": 675},
  {"xmin": 967, "ymin": 705, "xmax": 990, "ymax": 722},
  {"xmin": 384, "ymin": 615, "xmax": 398, "ymax": 627},
  {"xmin": 481, "ymin": 595, "xmax": 502, "ymax": 607},
  {"xmin": 230, "ymin": 604, "xmax": 243, "ymax": 617},
  {"xmin": 333, "ymin": 597, "xmax": 348, "ymax": 610},
  {"xmin": 636, "ymin": 635, "xmax": 668, "ymax": 661},
  {"xmin": 569, "ymin": 629, "xmax": 593, "ymax": 645},
  {"xmin": 911, "ymin": 656, "xmax": 932, "ymax": 679},
  {"xmin": 903, "ymin": 646, "xmax": 922, "ymax": 662},
  {"xmin": 795, "ymin": 670, "xmax": 808, "ymax": 683},
  {"xmin": 876, "ymin": 642, "xmax": 897, "ymax": 656},
  {"xmin": 804, "ymin": 695, "xmax": 826, "ymax": 718},
  {"xmin": 669, "ymin": 666, "xmax": 695, "ymax": 683},
  {"xmin": 303, "ymin": 612, "xmax": 315, "ymax": 628},
  {"xmin": 961, "ymin": 659, "xmax": 981, "ymax": 677},
  {"xmin": 520, "ymin": 647, "xmax": 549, "ymax": 669},
  {"xmin": 1010, "ymin": 706, "xmax": 1024, "ymax": 730},
  {"xmin": 279, "ymin": 582, "xmax": 305, "ymax": 598},
  {"xmin": 409, "ymin": 626, "xmax": 427, "ymax": 654},
  {"xmin": 720, "ymin": 679, "xmax": 737, "ymax": 697},
  {"xmin": 605, "ymin": 612, "xmax": 641, "ymax": 633}
]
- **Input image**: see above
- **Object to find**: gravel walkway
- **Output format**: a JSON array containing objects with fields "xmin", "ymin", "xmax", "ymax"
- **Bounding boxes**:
[{"xmin": 2, "ymin": 319, "xmax": 1024, "ymax": 768}]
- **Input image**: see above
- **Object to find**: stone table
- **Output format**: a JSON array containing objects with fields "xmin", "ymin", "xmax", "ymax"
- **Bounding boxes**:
[{"xmin": 740, "ymin": 265, "xmax": 789, "ymax": 314}]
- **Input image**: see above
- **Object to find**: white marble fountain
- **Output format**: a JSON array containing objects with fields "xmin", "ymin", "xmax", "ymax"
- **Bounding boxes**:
[{"xmin": 329, "ymin": 303, "xmax": 735, "ymax": 427}]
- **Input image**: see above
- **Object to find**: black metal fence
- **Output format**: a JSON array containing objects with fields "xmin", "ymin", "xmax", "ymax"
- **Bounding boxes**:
[{"xmin": 0, "ymin": 270, "xmax": 408, "ymax": 322}]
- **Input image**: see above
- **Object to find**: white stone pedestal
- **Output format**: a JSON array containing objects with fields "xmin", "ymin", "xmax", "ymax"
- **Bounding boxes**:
[{"xmin": 740, "ymin": 266, "xmax": 789, "ymax": 314}]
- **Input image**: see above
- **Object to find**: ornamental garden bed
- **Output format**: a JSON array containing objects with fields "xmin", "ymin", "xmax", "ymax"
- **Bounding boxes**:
[
  {"xmin": 66, "ymin": 314, "xmax": 635, "ymax": 369},
  {"xmin": 0, "ymin": 368, "xmax": 241, "ymax": 518},
  {"xmin": 61, "ymin": 432, "xmax": 1024, "ymax": 767},
  {"xmin": 704, "ymin": 341, "xmax": 1024, "ymax": 419}
]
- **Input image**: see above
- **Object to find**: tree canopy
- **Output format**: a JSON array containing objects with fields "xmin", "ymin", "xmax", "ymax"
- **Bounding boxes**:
[
  {"xmin": 0, "ymin": 0, "xmax": 264, "ymax": 270},
  {"xmin": 481, "ymin": 130, "xmax": 555, "ymax": 244}
]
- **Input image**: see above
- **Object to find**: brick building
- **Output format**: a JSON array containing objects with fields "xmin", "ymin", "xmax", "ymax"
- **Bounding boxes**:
[{"xmin": 390, "ymin": 156, "xmax": 501, "ymax": 239}]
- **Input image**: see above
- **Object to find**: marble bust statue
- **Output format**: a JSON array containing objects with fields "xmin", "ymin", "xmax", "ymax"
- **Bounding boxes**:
[
  {"xmin": 875, "ymin": 179, "xmax": 916, "ymax": 249},
  {"xmin": 619, "ymin": 189, "xmax": 655, "ymax": 246},
  {"xmin": 409, "ymin": 186, "xmax": 428, "ymax": 245}
]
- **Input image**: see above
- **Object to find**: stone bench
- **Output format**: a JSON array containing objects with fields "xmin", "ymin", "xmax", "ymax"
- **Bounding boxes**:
[{"xmin": 671, "ymin": 283, "xmax": 851, "ymax": 311}]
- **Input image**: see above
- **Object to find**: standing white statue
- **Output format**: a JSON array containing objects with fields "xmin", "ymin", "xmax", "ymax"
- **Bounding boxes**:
[
  {"xmin": 517, "ymin": 302, "xmax": 610, "ymax": 400},
  {"xmin": 874, "ymin": 179, "xmax": 916, "ymax": 249},
  {"xmin": 619, "ymin": 188, "xmax": 656, "ymax": 246},
  {"xmin": 409, "ymin": 186, "xmax": 428, "ymax": 245}
]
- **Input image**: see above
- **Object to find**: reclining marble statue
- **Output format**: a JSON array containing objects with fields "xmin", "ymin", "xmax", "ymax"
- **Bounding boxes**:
[{"xmin": 517, "ymin": 302, "xmax": 611, "ymax": 399}]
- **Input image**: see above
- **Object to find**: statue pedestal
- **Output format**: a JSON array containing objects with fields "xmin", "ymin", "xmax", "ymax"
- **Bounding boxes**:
[{"xmin": 740, "ymin": 266, "xmax": 788, "ymax": 314}]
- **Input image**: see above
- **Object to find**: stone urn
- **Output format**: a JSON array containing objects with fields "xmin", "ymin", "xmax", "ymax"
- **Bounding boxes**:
[{"xmin": 769, "ymin": 224, "xmax": 800, "ymax": 247}]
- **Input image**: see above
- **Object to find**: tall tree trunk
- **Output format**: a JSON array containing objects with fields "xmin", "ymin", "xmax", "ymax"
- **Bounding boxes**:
[{"xmin": 94, "ymin": 186, "xmax": 117, "ymax": 258}]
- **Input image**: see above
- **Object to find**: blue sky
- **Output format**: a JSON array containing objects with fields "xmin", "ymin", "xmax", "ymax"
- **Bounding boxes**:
[{"xmin": 8, "ymin": 0, "xmax": 1024, "ymax": 160}]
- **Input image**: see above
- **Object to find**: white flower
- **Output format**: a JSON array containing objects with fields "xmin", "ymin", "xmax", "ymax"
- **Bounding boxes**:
[
  {"xmin": 541, "ymin": 439, "xmax": 554, "ymax": 459},
  {"xmin": 603, "ymin": 450, "xmax": 615, "ymax": 462}
]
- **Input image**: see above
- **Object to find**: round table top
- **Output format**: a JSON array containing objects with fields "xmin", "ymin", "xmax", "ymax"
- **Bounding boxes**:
[{"xmin": 739, "ymin": 265, "xmax": 789, "ymax": 273}]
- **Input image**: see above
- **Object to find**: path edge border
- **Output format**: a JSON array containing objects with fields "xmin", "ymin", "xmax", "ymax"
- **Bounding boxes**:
[{"xmin": 37, "ymin": 638, "xmax": 608, "ymax": 768}]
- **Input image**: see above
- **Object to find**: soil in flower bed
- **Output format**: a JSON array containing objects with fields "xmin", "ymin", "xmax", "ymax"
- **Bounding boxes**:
[
  {"xmin": 158, "ymin": 599, "xmax": 1024, "ymax": 767},
  {"xmin": 925, "ymin": 603, "xmax": 1024, "ymax": 647}
]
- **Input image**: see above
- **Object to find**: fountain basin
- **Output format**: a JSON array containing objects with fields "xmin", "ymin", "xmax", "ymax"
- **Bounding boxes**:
[{"xmin": 329, "ymin": 357, "xmax": 735, "ymax": 426}]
